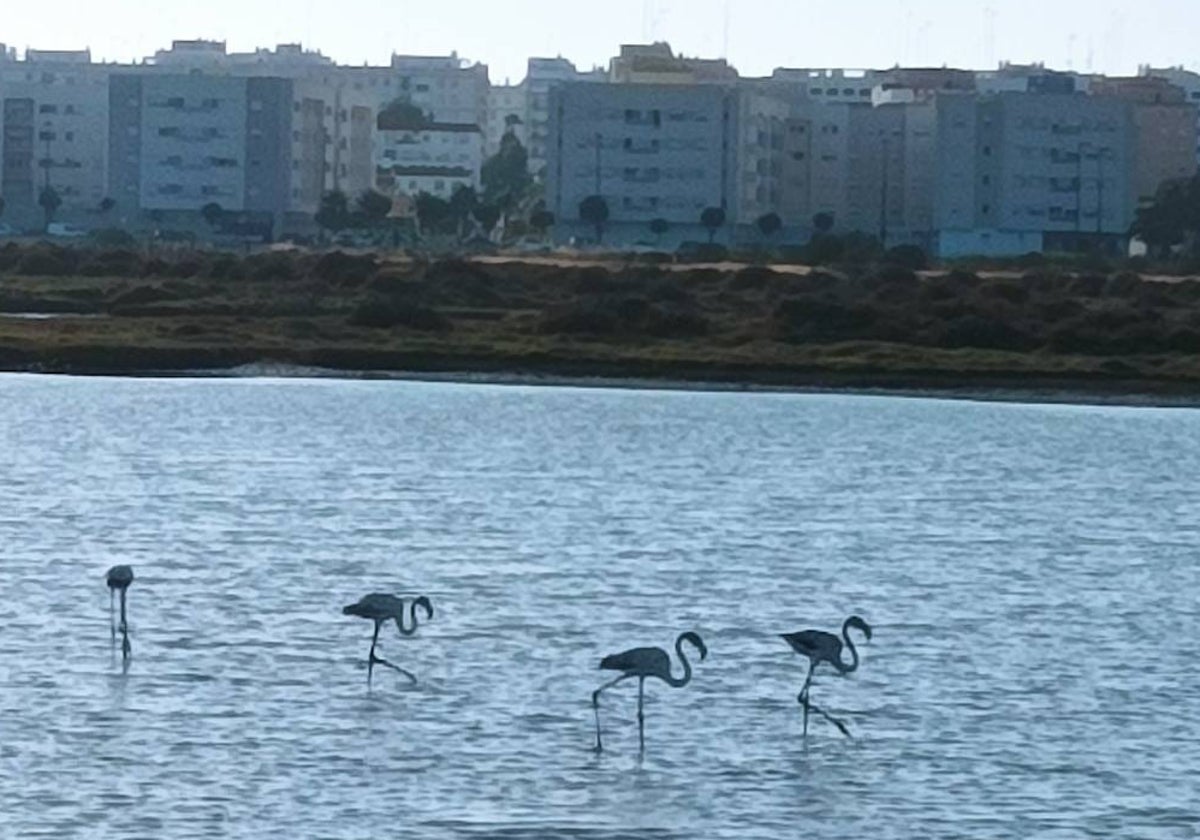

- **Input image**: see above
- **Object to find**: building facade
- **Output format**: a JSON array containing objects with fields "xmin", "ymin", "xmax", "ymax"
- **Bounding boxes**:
[
  {"xmin": 0, "ymin": 50, "xmax": 111, "ymax": 228},
  {"xmin": 547, "ymin": 82, "xmax": 739, "ymax": 246}
]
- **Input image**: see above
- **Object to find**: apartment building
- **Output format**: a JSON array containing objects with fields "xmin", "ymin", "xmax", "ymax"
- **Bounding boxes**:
[
  {"xmin": 486, "ymin": 82, "xmax": 528, "ymax": 157},
  {"xmin": 1139, "ymin": 66, "xmax": 1200, "ymax": 165},
  {"xmin": 769, "ymin": 68, "xmax": 880, "ymax": 103},
  {"xmin": 546, "ymin": 82, "xmax": 738, "ymax": 246},
  {"xmin": 375, "ymin": 111, "xmax": 484, "ymax": 200},
  {"xmin": 385, "ymin": 54, "xmax": 489, "ymax": 127},
  {"xmin": 523, "ymin": 58, "xmax": 605, "ymax": 179},
  {"xmin": 929, "ymin": 92, "xmax": 1137, "ymax": 257},
  {"xmin": 107, "ymin": 72, "xmax": 374, "ymax": 234},
  {"xmin": 0, "ymin": 50, "xmax": 111, "ymax": 228},
  {"xmin": 1091, "ymin": 76, "xmax": 1198, "ymax": 203},
  {"xmin": 109, "ymin": 74, "xmax": 286, "ymax": 217}
]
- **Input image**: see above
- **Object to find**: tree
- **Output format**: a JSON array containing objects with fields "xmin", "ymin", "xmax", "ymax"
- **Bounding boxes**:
[
  {"xmin": 481, "ymin": 132, "xmax": 532, "ymax": 212},
  {"xmin": 415, "ymin": 192, "xmax": 453, "ymax": 238},
  {"xmin": 649, "ymin": 217, "xmax": 670, "ymax": 245},
  {"xmin": 377, "ymin": 99, "xmax": 429, "ymax": 130},
  {"xmin": 529, "ymin": 209, "xmax": 555, "ymax": 240},
  {"xmin": 38, "ymin": 186, "xmax": 62, "ymax": 230},
  {"xmin": 356, "ymin": 190, "xmax": 393, "ymax": 226},
  {"xmin": 448, "ymin": 185, "xmax": 478, "ymax": 223},
  {"xmin": 0, "ymin": 195, "xmax": 5, "ymax": 219},
  {"xmin": 1131, "ymin": 175, "xmax": 1200, "ymax": 257},
  {"xmin": 473, "ymin": 203, "xmax": 502, "ymax": 236},
  {"xmin": 700, "ymin": 206, "xmax": 726, "ymax": 244},
  {"xmin": 579, "ymin": 195, "xmax": 609, "ymax": 244},
  {"xmin": 315, "ymin": 190, "xmax": 350, "ymax": 236},
  {"xmin": 813, "ymin": 212, "xmax": 835, "ymax": 235},
  {"xmin": 756, "ymin": 212, "xmax": 783, "ymax": 240},
  {"xmin": 201, "ymin": 202, "xmax": 225, "ymax": 229}
]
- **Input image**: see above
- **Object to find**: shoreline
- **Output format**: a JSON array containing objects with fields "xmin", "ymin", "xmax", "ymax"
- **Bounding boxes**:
[
  {"xmin": 4, "ymin": 245, "xmax": 1200, "ymax": 410},
  {"xmin": 5, "ymin": 355, "xmax": 1199, "ymax": 409}
]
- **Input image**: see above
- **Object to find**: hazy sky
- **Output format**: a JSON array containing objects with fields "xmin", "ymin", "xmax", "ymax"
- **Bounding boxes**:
[{"xmin": 2, "ymin": 0, "xmax": 1197, "ymax": 83}]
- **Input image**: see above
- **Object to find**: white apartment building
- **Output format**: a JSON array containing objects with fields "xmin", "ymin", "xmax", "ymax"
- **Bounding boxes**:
[
  {"xmin": 0, "ymin": 50, "xmax": 111, "ymax": 227},
  {"xmin": 375, "ymin": 118, "xmax": 484, "ymax": 200}
]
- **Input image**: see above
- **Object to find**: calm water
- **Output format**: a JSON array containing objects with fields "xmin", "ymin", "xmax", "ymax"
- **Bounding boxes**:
[{"xmin": 2, "ymin": 373, "xmax": 1198, "ymax": 839}]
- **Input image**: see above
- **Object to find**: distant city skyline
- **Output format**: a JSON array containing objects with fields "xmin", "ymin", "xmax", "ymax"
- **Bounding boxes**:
[{"xmin": 3, "ymin": 0, "xmax": 1199, "ymax": 84}]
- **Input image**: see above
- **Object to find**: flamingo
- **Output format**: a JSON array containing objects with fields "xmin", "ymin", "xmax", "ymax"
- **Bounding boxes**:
[
  {"xmin": 342, "ymin": 593, "xmax": 434, "ymax": 687},
  {"xmin": 105, "ymin": 565, "xmax": 134, "ymax": 660},
  {"xmin": 781, "ymin": 615, "xmax": 872, "ymax": 737},
  {"xmin": 592, "ymin": 631, "xmax": 707, "ymax": 753}
]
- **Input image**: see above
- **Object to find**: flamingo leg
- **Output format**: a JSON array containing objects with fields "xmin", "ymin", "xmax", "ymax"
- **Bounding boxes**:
[
  {"xmin": 118, "ymin": 589, "xmax": 131, "ymax": 661},
  {"xmin": 367, "ymin": 622, "xmax": 381, "ymax": 687},
  {"xmin": 367, "ymin": 621, "xmax": 417, "ymax": 686},
  {"xmin": 806, "ymin": 701, "xmax": 853, "ymax": 739},
  {"xmin": 592, "ymin": 675, "xmax": 632, "ymax": 753},
  {"xmin": 109, "ymin": 589, "xmax": 116, "ymax": 642},
  {"xmin": 637, "ymin": 677, "xmax": 646, "ymax": 754},
  {"xmin": 798, "ymin": 662, "xmax": 816, "ymax": 737}
]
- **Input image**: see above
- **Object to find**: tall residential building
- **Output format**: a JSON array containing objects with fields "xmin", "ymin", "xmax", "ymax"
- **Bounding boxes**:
[
  {"xmin": 523, "ymin": 57, "xmax": 605, "ymax": 179},
  {"xmin": 546, "ymin": 82, "xmax": 739, "ymax": 246},
  {"xmin": 108, "ymin": 75, "xmax": 291, "ymax": 220},
  {"xmin": 107, "ymin": 73, "xmax": 374, "ymax": 233},
  {"xmin": 929, "ymin": 92, "xmax": 1138, "ymax": 257},
  {"xmin": 1091, "ymin": 76, "xmax": 1198, "ymax": 203},
  {"xmin": 0, "ymin": 50, "xmax": 111, "ymax": 227},
  {"xmin": 1139, "ymin": 66, "xmax": 1200, "ymax": 165}
]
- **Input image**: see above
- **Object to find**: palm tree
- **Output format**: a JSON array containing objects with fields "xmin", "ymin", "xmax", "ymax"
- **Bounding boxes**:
[
  {"xmin": 579, "ymin": 195, "xmax": 609, "ymax": 244},
  {"xmin": 38, "ymin": 186, "xmax": 62, "ymax": 231},
  {"xmin": 700, "ymin": 206, "xmax": 726, "ymax": 244},
  {"xmin": 649, "ymin": 217, "xmax": 669, "ymax": 246}
]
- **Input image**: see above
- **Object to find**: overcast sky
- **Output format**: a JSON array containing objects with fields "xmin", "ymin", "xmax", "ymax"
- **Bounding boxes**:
[{"xmin": 2, "ymin": 0, "xmax": 1196, "ymax": 83}]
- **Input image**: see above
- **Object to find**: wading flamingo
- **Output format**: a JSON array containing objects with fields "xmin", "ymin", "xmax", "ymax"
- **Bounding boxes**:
[
  {"xmin": 592, "ymin": 631, "xmax": 707, "ymax": 753},
  {"xmin": 105, "ymin": 565, "xmax": 135, "ymax": 660},
  {"xmin": 781, "ymin": 615, "xmax": 872, "ymax": 737},
  {"xmin": 343, "ymin": 593, "xmax": 434, "ymax": 687}
]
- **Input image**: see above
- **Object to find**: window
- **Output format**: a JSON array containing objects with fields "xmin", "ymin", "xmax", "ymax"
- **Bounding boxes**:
[
  {"xmin": 38, "ymin": 104, "xmax": 57, "ymax": 114},
  {"xmin": 167, "ymin": 97, "xmax": 185, "ymax": 109}
]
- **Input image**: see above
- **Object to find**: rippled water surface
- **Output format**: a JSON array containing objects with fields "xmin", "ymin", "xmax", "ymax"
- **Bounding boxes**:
[{"xmin": 2, "ymin": 374, "xmax": 1199, "ymax": 839}]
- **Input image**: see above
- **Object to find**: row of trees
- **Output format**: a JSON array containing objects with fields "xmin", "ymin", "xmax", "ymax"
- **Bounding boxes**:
[
  {"xmin": 577, "ymin": 197, "xmax": 792, "ymax": 246},
  {"xmin": 311, "ymin": 127, "xmax": 541, "ymax": 243},
  {"xmin": 0, "ymin": 189, "xmax": 122, "ymax": 231}
]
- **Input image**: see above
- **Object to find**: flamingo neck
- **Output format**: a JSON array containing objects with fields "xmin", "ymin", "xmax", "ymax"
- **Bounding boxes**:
[
  {"xmin": 837, "ymin": 621, "xmax": 861, "ymax": 674},
  {"xmin": 667, "ymin": 636, "xmax": 694, "ymax": 688},
  {"xmin": 396, "ymin": 599, "xmax": 421, "ymax": 636}
]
